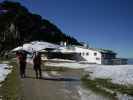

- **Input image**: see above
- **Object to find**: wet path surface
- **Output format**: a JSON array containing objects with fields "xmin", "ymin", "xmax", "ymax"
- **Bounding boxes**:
[
  {"xmin": 21, "ymin": 64, "xmax": 122, "ymax": 100},
  {"xmin": 21, "ymin": 64, "xmax": 82, "ymax": 100}
]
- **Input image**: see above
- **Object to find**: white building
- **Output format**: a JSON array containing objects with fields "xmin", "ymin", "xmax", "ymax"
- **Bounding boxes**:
[
  {"xmin": 74, "ymin": 46, "xmax": 102, "ymax": 64},
  {"xmin": 22, "ymin": 41, "xmax": 125, "ymax": 65},
  {"xmin": 12, "ymin": 41, "xmax": 127, "ymax": 65},
  {"xmin": 57, "ymin": 45, "xmax": 116, "ymax": 64}
]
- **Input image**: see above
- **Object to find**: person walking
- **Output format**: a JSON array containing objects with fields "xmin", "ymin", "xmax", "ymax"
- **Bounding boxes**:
[
  {"xmin": 16, "ymin": 51, "xmax": 27, "ymax": 78},
  {"xmin": 33, "ymin": 52, "xmax": 42, "ymax": 79}
]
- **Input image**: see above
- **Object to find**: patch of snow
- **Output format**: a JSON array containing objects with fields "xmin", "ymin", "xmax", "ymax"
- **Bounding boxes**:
[
  {"xmin": 44, "ymin": 58, "xmax": 77, "ymax": 63},
  {"xmin": 41, "ymin": 56, "xmax": 48, "ymax": 61},
  {"xmin": 78, "ymin": 86, "xmax": 109, "ymax": 100},
  {"xmin": 85, "ymin": 65, "xmax": 133, "ymax": 85},
  {"xmin": 0, "ymin": 64, "xmax": 12, "ymax": 83},
  {"xmin": 45, "ymin": 62, "xmax": 89, "ymax": 69},
  {"xmin": 50, "ymin": 71, "xmax": 61, "ymax": 76},
  {"xmin": 27, "ymin": 57, "xmax": 91, "ymax": 69},
  {"xmin": 42, "ymin": 72, "xmax": 51, "ymax": 78},
  {"xmin": 1, "ymin": 61, "xmax": 10, "ymax": 64}
]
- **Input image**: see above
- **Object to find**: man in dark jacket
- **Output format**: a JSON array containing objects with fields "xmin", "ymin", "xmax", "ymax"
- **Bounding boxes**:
[
  {"xmin": 33, "ymin": 52, "xmax": 42, "ymax": 79},
  {"xmin": 16, "ymin": 51, "xmax": 27, "ymax": 78}
]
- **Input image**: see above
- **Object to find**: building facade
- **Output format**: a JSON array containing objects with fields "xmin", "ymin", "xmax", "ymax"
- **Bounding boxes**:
[{"xmin": 41, "ymin": 43, "xmax": 127, "ymax": 65}]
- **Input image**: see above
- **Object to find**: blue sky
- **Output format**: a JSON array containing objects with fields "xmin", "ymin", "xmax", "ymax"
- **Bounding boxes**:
[{"xmin": 1, "ymin": 0, "xmax": 133, "ymax": 58}]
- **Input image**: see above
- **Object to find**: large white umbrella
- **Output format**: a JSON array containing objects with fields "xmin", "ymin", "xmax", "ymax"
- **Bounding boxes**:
[
  {"xmin": 12, "ymin": 46, "xmax": 23, "ymax": 52},
  {"xmin": 23, "ymin": 41, "xmax": 60, "ymax": 52},
  {"xmin": 12, "ymin": 41, "xmax": 60, "ymax": 53}
]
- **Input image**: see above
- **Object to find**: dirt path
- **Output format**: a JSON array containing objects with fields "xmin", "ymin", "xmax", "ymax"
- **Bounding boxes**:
[{"xmin": 21, "ymin": 64, "xmax": 82, "ymax": 100}]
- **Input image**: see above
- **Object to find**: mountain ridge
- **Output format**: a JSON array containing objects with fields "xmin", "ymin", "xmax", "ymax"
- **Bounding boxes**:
[{"xmin": 0, "ymin": 1, "xmax": 81, "ymax": 56}]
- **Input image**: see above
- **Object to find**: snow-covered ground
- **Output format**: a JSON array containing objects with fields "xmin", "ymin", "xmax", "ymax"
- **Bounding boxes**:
[
  {"xmin": 84, "ymin": 65, "xmax": 133, "ymax": 85},
  {"xmin": 44, "ymin": 62, "xmax": 89, "ymax": 69},
  {"xmin": 28, "ymin": 61, "xmax": 89, "ymax": 69},
  {"xmin": 27, "ymin": 57, "xmax": 133, "ymax": 85},
  {"xmin": 46, "ymin": 62, "xmax": 133, "ymax": 85},
  {"xmin": 44, "ymin": 59, "xmax": 133, "ymax": 85},
  {"xmin": 26, "ymin": 58, "xmax": 90, "ymax": 69},
  {"xmin": 43, "ymin": 58, "xmax": 77, "ymax": 63},
  {"xmin": 0, "ymin": 64, "xmax": 12, "ymax": 85}
]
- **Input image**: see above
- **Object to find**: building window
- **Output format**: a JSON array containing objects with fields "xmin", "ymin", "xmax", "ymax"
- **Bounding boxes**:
[
  {"xmin": 94, "ymin": 52, "xmax": 97, "ymax": 56},
  {"xmin": 102, "ymin": 54, "xmax": 105, "ymax": 58},
  {"xmin": 82, "ymin": 52, "xmax": 85, "ymax": 56},
  {"xmin": 86, "ymin": 52, "xmax": 89, "ymax": 56},
  {"xmin": 96, "ymin": 58, "xmax": 100, "ymax": 60}
]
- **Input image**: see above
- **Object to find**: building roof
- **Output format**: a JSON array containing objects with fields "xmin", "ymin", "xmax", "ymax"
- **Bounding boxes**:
[
  {"xmin": 71, "ymin": 45, "xmax": 117, "ymax": 54},
  {"xmin": 96, "ymin": 48, "xmax": 117, "ymax": 54}
]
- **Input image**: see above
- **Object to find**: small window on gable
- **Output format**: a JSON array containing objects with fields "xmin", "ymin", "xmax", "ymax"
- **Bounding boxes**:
[
  {"xmin": 96, "ymin": 57, "xmax": 100, "ymax": 60},
  {"xmin": 86, "ymin": 52, "xmax": 89, "ymax": 56},
  {"xmin": 82, "ymin": 52, "xmax": 84, "ymax": 56},
  {"xmin": 94, "ymin": 52, "xmax": 97, "ymax": 56}
]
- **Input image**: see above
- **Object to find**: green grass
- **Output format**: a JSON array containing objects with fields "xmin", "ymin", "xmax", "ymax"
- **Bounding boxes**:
[
  {"xmin": 42, "ymin": 62, "xmax": 70, "ymax": 72},
  {"xmin": 94, "ymin": 78, "xmax": 133, "ymax": 95},
  {"xmin": 0, "ymin": 60, "xmax": 21, "ymax": 100},
  {"xmin": 81, "ymin": 75, "xmax": 133, "ymax": 98},
  {"xmin": 81, "ymin": 75, "xmax": 118, "ymax": 100}
]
